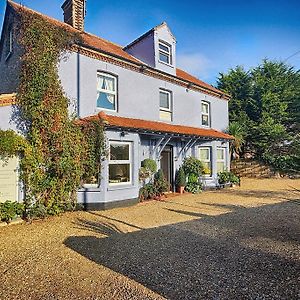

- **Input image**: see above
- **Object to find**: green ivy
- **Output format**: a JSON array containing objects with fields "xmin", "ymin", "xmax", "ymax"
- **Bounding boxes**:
[{"xmin": 0, "ymin": 8, "xmax": 106, "ymax": 217}]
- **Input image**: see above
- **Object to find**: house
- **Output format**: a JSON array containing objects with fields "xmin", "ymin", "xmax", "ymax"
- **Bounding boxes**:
[{"xmin": 0, "ymin": 0, "xmax": 232, "ymax": 209}]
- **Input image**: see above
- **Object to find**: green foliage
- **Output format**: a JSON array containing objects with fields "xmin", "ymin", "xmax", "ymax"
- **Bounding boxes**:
[
  {"xmin": 139, "ymin": 169, "xmax": 168, "ymax": 201},
  {"xmin": 141, "ymin": 159, "xmax": 157, "ymax": 174},
  {"xmin": 0, "ymin": 201, "xmax": 24, "ymax": 223},
  {"xmin": 185, "ymin": 174, "xmax": 202, "ymax": 194},
  {"xmin": 218, "ymin": 171, "xmax": 240, "ymax": 185},
  {"xmin": 227, "ymin": 122, "xmax": 245, "ymax": 159},
  {"xmin": 154, "ymin": 169, "xmax": 169, "ymax": 195},
  {"xmin": 182, "ymin": 157, "xmax": 204, "ymax": 177},
  {"xmin": 217, "ymin": 60, "xmax": 300, "ymax": 173},
  {"xmin": 175, "ymin": 167, "xmax": 186, "ymax": 187},
  {"xmin": 0, "ymin": 8, "xmax": 106, "ymax": 218},
  {"xmin": 139, "ymin": 158, "xmax": 157, "ymax": 183}
]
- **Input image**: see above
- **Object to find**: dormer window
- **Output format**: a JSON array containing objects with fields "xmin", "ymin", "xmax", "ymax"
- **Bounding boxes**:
[
  {"xmin": 5, "ymin": 27, "xmax": 13, "ymax": 60},
  {"xmin": 158, "ymin": 40, "xmax": 172, "ymax": 65}
]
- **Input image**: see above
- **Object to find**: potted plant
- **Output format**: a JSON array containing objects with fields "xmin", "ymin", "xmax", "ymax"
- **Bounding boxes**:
[{"xmin": 175, "ymin": 167, "xmax": 186, "ymax": 194}]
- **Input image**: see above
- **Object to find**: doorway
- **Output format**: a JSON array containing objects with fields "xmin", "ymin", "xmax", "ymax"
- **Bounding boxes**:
[{"xmin": 160, "ymin": 145, "xmax": 173, "ymax": 191}]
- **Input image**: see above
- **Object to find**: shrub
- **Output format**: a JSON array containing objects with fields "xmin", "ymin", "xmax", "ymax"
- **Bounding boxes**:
[
  {"xmin": 139, "ymin": 159, "xmax": 157, "ymax": 183},
  {"xmin": 141, "ymin": 159, "xmax": 157, "ymax": 174},
  {"xmin": 218, "ymin": 171, "xmax": 240, "ymax": 185},
  {"xmin": 0, "ymin": 201, "xmax": 24, "ymax": 223},
  {"xmin": 182, "ymin": 157, "xmax": 204, "ymax": 177},
  {"xmin": 185, "ymin": 174, "xmax": 202, "ymax": 194},
  {"xmin": 154, "ymin": 169, "xmax": 169, "ymax": 195},
  {"xmin": 139, "ymin": 183, "xmax": 157, "ymax": 201},
  {"xmin": 175, "ymin": 167, "xmax": 186, "ymax": 187}
]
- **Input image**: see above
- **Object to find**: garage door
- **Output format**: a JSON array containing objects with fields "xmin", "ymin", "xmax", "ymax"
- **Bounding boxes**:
[{"xmin": 0, "ymin": 156, "xmax": 19, "ymax": 203}]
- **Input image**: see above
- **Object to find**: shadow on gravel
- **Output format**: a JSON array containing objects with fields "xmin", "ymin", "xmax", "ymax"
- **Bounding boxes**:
[
  {"xmin": 65, "ymin": 201, "xmax": 300, "ymax": 299},
  {"xmin": 215, "ymin": 189, "xmax": 290, "ymax": 200}
]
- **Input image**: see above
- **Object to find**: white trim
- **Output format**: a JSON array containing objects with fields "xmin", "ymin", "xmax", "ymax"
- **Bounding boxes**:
[
  {"xmin": 216, "ymin": 147, "xmax": 226, "ymax": 173},
  {"xmin": 5, "ymin": 29, "xmax": 13, "ymax": 61},
  {"xmin": 96, "ymin": 72, "xmax": 118, "ymax": 112},
  {"xmin": 158, "ymin": 40, "xmax": 172, "ymax": 66},
  {"xmin": 108, "ymin": 141, "xmax": 132, "ymax": 186},
  {"xmin": 201, "ymin": 101, "xmax": 210, "ymax": 127},
  {"xmin": 159, "ymin": 89, "xmax": 173, "ymax": 121},
  {"xmin": 198, "ymin": 146, "xmax": 212, "ymax": 176}
]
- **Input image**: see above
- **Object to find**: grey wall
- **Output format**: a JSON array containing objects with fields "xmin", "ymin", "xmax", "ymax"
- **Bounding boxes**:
[
  {"xmin": 125, "ymin": 32, "xmax": 155, "ymax": 67},
  {"xmin": 59, "ymin": 52, "xmax": 229, "ymax": 132},
  {"xmin": 0, "ymin": 8, "xmax": 22, "ymax": 94}
]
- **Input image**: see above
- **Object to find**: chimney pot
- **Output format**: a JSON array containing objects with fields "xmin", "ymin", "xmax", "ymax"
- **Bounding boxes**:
[{"xmin": 62, "ymin": 0, "xmax": 86, "ymax": 31}]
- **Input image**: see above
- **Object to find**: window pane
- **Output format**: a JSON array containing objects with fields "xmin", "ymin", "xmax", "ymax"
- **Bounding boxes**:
[
  {"xmin": 109, "ymin": 164, "xmax": 130, "ymax": 183},
  {"xmin": 217, "ymin": 162, "xmax": 225, "ymax": 173},
  {"xmin": 202, "ymin": 102, "xmax": 209, "ymax": 114},
  {"xmin": 97, "ymin": 92, "xmax": 115, "ymax": 110},
  {"xmin": 159, "ymin": 43, "xmax": 170, "ymax": 53},
  {"xmin": 199, "ymin": 148, "xmax": 209, "ymax": 160},
  {"xmin": 98, "ymin": 75, "xmax": 115, "ymax": 92},
  {"xmin": 160, "ymin": 110, "xmax": 172, "ymax": 121},
  {"xmin": 159, "ymin": 52, "xmax": 170, "ymax": 64},
  {"xmin": 202, "ymin": 115, "xmax": 209, "ymax": 126},
  {"xmin": 160, "ymin": 92, "xmax": 170, "ymax": 109},
  {"xmin": 110, "ymin": 144, "xmax": 129, "ymax": 160},
  {"xmin": 202, "ymin": 161, "xmax": 212, "ymax": 175},
  {"xmin": 217, "ymin": 149, "xmax": 224, "ymax": 160}
]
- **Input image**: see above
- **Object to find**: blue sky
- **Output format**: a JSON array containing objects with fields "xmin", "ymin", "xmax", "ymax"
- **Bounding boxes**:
[{"xmin": 1, "ymin": 0, "xmax": 300, "ymax": 84}]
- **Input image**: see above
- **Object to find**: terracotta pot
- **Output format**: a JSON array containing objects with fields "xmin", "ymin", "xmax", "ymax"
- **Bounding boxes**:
[{"xmin": 177, "ymin": 186, "xmax": 185, "ymax": 194}]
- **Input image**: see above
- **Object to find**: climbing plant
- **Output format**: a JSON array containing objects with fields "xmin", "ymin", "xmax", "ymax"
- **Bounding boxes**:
[{"xmin": 1, "ymin": 7, "xmax": 106, "ymax": 216}]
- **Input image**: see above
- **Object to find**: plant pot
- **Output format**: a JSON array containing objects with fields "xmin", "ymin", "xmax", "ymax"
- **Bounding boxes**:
[{"xmin": 177, "ymin": 186, "xmax": 185, "ymax": 194}]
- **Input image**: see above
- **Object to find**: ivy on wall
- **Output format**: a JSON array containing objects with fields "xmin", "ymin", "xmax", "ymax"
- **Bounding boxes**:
[{"xmin": 0, "ymin": 7, "xmax": 106, "ymax": 216}]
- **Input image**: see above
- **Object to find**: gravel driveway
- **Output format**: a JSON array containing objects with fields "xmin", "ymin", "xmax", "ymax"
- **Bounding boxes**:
[{"xmin": 1, "ymin": 179, "xmax": 300, "ymax": 299}]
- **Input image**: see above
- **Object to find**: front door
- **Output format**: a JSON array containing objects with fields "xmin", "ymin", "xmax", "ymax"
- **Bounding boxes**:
[{"xmin": 160, "ymin": 146, "xmax": 173, "ymax": 191}]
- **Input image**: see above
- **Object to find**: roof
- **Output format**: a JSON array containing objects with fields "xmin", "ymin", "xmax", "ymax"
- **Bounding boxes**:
[
  {"xmin": 7, "ymin": 1, "xmax": 228, "ymax": 99},
  {"xmin": 79, "ymin": 112, "xmax": 233, "ymax": 140},
  {"xmin": 0, "ymin": 93, "xmax": 16, "ymax": 107}
]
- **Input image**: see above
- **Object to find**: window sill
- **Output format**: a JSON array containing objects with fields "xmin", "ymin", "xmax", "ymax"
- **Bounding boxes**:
[
  {"xmin": 107, "ymin": 184, "xmax": 135, "ymax": 191},
  {"xmin": 158, "ymin": 60, "xmax": 174, "ymax": 68}
]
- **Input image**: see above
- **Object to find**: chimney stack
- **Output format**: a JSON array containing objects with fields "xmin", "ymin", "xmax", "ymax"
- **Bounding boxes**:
[{"xmin": 62, "ymin": 0, "xmax": 86, "ymax": 31}]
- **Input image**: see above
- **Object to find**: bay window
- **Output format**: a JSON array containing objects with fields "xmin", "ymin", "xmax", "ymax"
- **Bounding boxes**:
[
  {"xmin": 217, "ymin": 148, "xmax": 226, "ymax": 173},
  {"xmin": 109, "ymin": 141, "xmax": 132, "ymax": 185},
  {"xmin": 97, "ymin": 72, "xmax": 117, "ymax": 111},
  {"xmin": 159, "ymin": 89, "xmax": 172, "ymax": 121}
]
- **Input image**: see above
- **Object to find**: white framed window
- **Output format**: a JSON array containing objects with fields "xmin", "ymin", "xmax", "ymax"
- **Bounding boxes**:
[
  {"xmin": 158, "ymin": 40, "xmax": 172, "ymax": 65},
  {"xmin": 97, "ymin": 72, "xmax": 117, "ymax": 111},
  {"xmin": 199, "ymin": 147, "xmax": 212, "ymax": 176},
  {"xmin": 201, "ymin": 101, "xmax": 210, "ymax": 127},
  {"xmin": 217, "ymin": 148, "xmax": 226, "ymax": 173},
  {"xmin": 109, "ymin": 141, "xmax": 132, "ymax": 185},
  {"xmin": 5, "ymin": 28, "xmax": 13, "ymax": 60},
  {"xmin": 159, "ymin": 89, "xmax": 172, "ymax": 121}
]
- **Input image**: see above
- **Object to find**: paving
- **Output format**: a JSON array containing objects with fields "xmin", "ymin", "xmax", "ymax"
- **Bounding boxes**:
[{"xmin": 1, "ymin": 179, "xmax": 300, "ymax": 299}]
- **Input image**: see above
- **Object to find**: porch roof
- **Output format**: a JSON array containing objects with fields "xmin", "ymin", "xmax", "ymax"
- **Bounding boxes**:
[
  {"xmin": 0, "ymin": 93, "xmax": 16, "ymax": 107},
  {"xmin": 78, "ymin": 112, "xmax": 233, "ymax": 140}
]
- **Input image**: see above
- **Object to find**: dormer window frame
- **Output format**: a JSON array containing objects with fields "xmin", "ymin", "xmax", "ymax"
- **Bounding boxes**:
[{"xmin": 158, "ymin": 40, "xmax": 172, "ymax": 66}]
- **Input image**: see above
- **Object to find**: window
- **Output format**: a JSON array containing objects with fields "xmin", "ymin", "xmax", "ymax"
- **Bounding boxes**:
[
  {"xmin": 159, "ymin": 89, "xmax": 172, "ymax": 121},
  {"xmin": 217, "ymin": 148, "xmax": 226, "ymax": 173},
  {"xmin": 199, "ymin": 147, "xmax": 211, "ymax": 176},
  {"xmin": 109, "ymin": 141, "xmax": 132, "ymax": 185},
  {"xmin": 201, "ymin": 101, "xmax": 210, "ymax": 126},
  {"xmin": 97, "ymin": 72, "xmax": 117, "ymax": 111},
  {"xmin": 158, "ymin": 40, "xmax": 172, "ymax": 65},
  {"xmin": 5, "ymin": 28, "xmax": 13, "ymax": 60}
]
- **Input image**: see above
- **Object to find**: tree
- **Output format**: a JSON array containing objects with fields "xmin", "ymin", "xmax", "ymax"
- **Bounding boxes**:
[
  {"xmin": 227, "ymin": 122, "xmax": 245, "ymax": 160},
  {"xmin": 217, "ymin": 60, "xmax": 300, "ymax": 173}
]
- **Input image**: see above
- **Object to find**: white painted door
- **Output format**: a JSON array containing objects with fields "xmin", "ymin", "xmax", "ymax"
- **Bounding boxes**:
[{"xmin": 0, "ymin": 157, "xmax": 19, "ymax": 202}]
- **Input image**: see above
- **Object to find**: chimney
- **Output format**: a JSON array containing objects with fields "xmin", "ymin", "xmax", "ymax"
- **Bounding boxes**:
[{"xmin": 62, "ymin": 0, "xmax": 86, "ymax": 31}]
